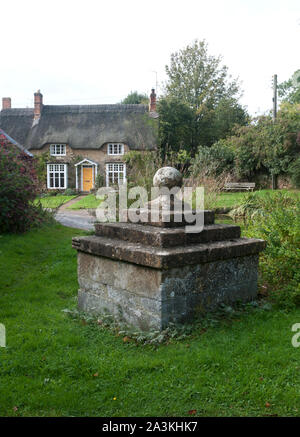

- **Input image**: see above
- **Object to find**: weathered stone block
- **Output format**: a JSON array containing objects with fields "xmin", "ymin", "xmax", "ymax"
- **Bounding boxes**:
[
  {"xmin": 76, "ymin": 249, "xmax": 261, "ymax": 330},
  {"xmin": 94, "ymin": 222, "xmax": 241, "ymax": 247}
]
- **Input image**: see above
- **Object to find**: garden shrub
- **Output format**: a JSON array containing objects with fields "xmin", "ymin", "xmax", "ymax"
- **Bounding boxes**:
[
  {"xmin": 289, "ymin": 156, "xmax": 300, "ymax": 188},
  {"xmin": 190, "ymin": 141, "xmax": 235, "ymax": 178},
  {"xmin": 63, "ymin": 188, "xmax": 78, "ymax": 196},
  {"xmin": 245, "ymin": 192, "xmax": 300, "ymax": 309},
  {"xmin": 0, "ymin": 139, "xmax": 48, "ymax": 233},
  {"xmin": 191, "ymin": 103, "xmax": 300, "ymax": 182}
]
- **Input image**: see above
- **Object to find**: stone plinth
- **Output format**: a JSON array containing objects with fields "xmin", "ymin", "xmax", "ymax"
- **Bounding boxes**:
[{"xmin": 72, "ymin": 216, "xmax": 266, "ymax": 330}]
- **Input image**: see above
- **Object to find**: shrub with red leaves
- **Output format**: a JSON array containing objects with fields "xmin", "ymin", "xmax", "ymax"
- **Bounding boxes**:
[{"xmin": 0, "ymin": 138, "xmax": 46, "ymax": 233}]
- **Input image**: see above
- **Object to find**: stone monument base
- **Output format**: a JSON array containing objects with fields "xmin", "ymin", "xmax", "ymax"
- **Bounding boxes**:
[{"xmin": 72, "ymin": 218, "xmax": 266, "ymax": 330}]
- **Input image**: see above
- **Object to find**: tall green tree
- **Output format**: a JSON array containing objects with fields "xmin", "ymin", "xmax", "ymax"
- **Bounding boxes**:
[
  {"xmin": 278, "ymin": 70, "xmax": 300, "ymax": 104},
  {"xmin": 157, "ymin": 97, "xmax": 195, "ymax": 157},
  {"xmin": 165, "ymin": 39, "xmax": 240, "ymax": 110},
  {"xmin": 160, "ymin": 39, "xmax": 247, "ymax": 154}
]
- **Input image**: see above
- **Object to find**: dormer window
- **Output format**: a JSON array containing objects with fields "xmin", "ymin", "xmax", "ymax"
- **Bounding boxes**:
[
  {"xmin": 108, "ymin": 143, "xmax": 124, "ymax": 155},
  {"xmin": 50, "ymin": 144, "xmax": 66, "ymax": 156}
]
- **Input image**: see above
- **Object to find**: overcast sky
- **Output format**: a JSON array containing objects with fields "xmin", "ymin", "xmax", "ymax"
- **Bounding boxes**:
[{"xmin": 1, "ymin": 0, "xmax": 299, "ymax": 115}]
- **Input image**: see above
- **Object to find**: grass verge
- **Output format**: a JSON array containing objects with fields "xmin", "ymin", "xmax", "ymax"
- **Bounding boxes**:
[
  {"xmin": 67, "ymin": 194, "xmax": 103, "ymax": 210},
  {"xmin": 214, "ymin": 189, "xmax": 299, "ymax": 209},
  {"xmin": 35, "ymin": 195, "xmax": 77, "ymax": 209}
]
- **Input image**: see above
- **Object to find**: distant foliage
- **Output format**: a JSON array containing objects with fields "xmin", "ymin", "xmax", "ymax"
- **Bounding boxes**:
[
  {"xmin": 0, "ymin": 139, "xmax": 47, "ymax": 233},
  {"xmin": 124, "ymin": 151, "xmax": 162, "ymax": 196},
  {"xmin": 191, "ymin": 103, "xmax": 300, "ymax": 182},
  {"xmin": 278, "ymin": 69, "xmax": 300, "ymax": 104},
  {"xmin": 121, "ymin": 91, "xmax": 148, "ymax": 105},
  {"xmin": 157, "ymin": 97, "xmax": 195, "ymax": 156},
  {"xmin": 190, "ymin": 141, "xmax": 235, "ymax": 178}
]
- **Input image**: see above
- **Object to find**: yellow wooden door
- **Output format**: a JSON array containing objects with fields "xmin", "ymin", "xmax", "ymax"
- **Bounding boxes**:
[{"xmin": 82, "ymin": 167, "xmax": 93, "ymax": 191}]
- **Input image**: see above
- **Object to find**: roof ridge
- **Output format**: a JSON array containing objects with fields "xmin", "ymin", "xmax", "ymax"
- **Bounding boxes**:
[
  {"xmin": 42, "ymin": 104, "xmax": 148, "ymax": 114},
  {"xmin": 44, "ymin": 103, "xmax": 147, "ymax": 107},
  {"xmin": 1, "ymin": 108, "xmax": 34, "ymax": 114}
]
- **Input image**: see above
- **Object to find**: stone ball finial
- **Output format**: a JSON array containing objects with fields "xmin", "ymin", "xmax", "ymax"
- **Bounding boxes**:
[{"xmin": 153, "ymin": 167, "xmax": 183, "ymax": 189}]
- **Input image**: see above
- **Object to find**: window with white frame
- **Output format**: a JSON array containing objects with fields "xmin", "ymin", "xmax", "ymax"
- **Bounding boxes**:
[
  {"xmin": 50, "ymin": 144, "xmax": 66, "ymax": 156},
  {"xmin": 47, "ymin": 164, "xmax": 67, "ymax": 189},
  {"xmin": 106, "ymin": 163, "xmax": 126, "ymax": 186},
  {"xmin": 107, "ymin": 143, "xmax": 124, "ymax": 155}
]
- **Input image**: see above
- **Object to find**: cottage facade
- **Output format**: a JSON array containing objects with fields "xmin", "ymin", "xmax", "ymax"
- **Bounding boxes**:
[{"xmin": 0, "ymin": 90, "xmax": 158, "ymax": 191}]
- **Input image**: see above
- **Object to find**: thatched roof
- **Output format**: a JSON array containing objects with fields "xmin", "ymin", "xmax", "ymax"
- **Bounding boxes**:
[
  {"xmin": 0, "ymin": 104, "xmax": 158, "ymax": 151},
  {"xmin": 0, "ymin": 127, "xmax": 33, "ymax": 156},
  {"xmin": 0, "ymin": 108, "xmax": 34, "ymax": 146}
]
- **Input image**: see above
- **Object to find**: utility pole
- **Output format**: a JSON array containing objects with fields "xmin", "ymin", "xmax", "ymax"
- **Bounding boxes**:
[
  {"xmin": 272, "ymin": 74, "xmax": 277, "ymax": 121},
  {"xmin": 272, "ymin": 74, "xmax": 278, "ymax": 189}
]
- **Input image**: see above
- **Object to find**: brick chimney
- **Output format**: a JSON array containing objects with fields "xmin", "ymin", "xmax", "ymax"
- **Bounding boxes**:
[
  {"xmin": 149, "ymin": 88, "xmax": 156, "ymax": 112},
  {"xmin": 34, "ymin": 90, "xmax": 43, "ymax": 120},
  {"xmin": 2, "ymin": 97, "xmax": 11, "ymax": 110}
]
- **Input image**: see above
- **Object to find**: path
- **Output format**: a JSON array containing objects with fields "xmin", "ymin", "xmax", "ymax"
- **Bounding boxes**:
[{"xmin": 55, "ymin": 195, "xmax": 96, "ymax": 231}]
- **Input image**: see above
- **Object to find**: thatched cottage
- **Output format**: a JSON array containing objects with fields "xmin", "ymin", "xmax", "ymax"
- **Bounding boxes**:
[{"xmin": 0, "ymin": 90, "xmax": 158, "ymax": 191}]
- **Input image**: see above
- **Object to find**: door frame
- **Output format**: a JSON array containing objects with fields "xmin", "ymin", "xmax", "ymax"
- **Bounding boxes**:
[{"xmin": 75, "ymin": 158, "xmax": 98, "ymax": 192}]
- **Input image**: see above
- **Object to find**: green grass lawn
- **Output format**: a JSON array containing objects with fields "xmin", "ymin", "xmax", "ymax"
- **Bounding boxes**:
[
  {"xmin": 35, "ymin": 195, "xmax": 77, "ymax": 209},
  {"xmin": 215, "ymin": 189, "xmax": 300, "ymax": 209},
  {"xmin": 67, "ymin": 194, "xmax": 103, "ymax": 210},
  {"xmin": 1, "ymin": 224, "xmax": 300, "ymax": 416}
]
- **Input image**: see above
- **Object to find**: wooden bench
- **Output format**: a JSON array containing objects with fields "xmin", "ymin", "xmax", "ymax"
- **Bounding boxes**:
[{"xmin": 224, "ymin": 182, "xmax": 255, "ymax": 192}]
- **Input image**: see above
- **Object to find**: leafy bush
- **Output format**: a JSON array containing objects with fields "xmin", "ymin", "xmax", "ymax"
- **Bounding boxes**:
[
  {"xmin": 0, "ymin": 139, "xmax": 48, "ymax": 233},
  {"xmin": 190, "ymin": 141, "xmax": 235, "ymax": 178},
  {"xmin": 63, "ymin": 188, "xmax": 78, "ymax": 196},
  {"xmin": 35, "ymin": 151, "xmax": 51, "ymax": 188},
  {"xmin": 245, "ymin": 192, "xmax": 300, "ymax": 308},
  {"xmin": 289, "ymin": 156, "xmax": 300, "ymax": 188},
  {"xmin": 39, "ymin": 192, "xmax": 53, "ymax": 198},
  {"xmin": 196, "ymin": 103, "xmax": 300, "ymax": 182}
]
